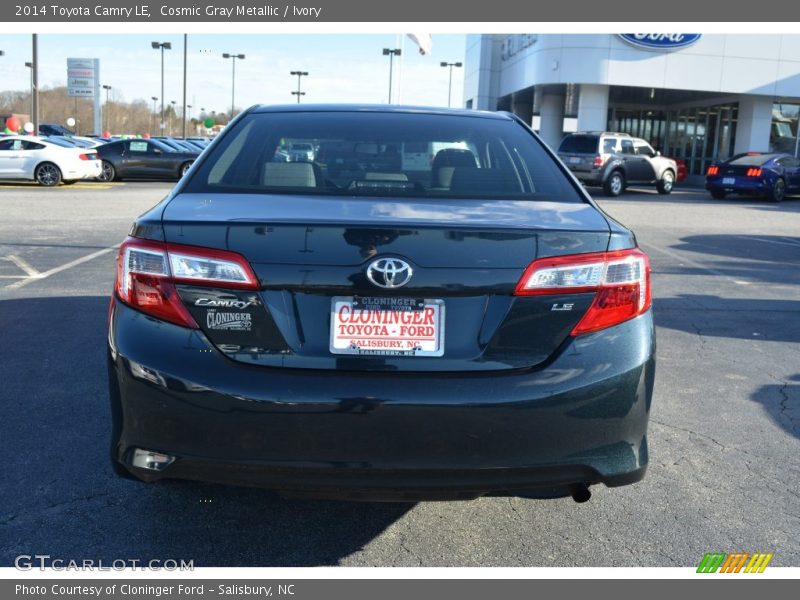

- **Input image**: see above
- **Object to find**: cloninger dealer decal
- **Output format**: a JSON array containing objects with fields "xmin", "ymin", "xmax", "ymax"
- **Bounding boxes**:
[{"xmin": 206, "ymin": 310, "xmax": 253, "ymax": 331}]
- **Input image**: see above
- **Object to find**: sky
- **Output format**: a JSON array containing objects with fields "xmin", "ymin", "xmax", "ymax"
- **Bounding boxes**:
[{"xmin": 0, "ymin": 33, "xmax": 467, "ymax": 116}]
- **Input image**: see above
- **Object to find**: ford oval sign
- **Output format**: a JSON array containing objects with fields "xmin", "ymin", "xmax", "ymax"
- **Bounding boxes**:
[{"xmin": 618, "ymin": 34, "xmax": 701, "ymax": 50}]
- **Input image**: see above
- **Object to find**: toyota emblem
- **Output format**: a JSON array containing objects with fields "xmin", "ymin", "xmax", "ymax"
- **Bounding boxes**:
[{"xmin": 366, "ymin": 258, "xmax": 413, "ymax": 289}]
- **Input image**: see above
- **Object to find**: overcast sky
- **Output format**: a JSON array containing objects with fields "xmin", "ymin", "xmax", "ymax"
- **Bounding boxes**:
[{"xmin": 0, "ymin": 33, "xmax": 467, "ymax": 114}]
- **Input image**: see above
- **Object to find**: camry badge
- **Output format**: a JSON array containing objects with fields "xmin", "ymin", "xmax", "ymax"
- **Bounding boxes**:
[{"xmin": 366, "ymin": 258, "xmax": 413, "ymax": 289}]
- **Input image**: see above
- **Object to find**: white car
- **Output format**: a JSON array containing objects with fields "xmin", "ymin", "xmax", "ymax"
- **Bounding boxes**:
[{"xmin": 0, "ymin": 135, "xmax": 102, "ymax": 186}]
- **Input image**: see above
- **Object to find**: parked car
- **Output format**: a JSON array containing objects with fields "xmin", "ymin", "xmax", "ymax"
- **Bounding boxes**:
[
  {"xmin": 38, "ymin": 123, "xmax": 74, "ymax": 136},
  {"xmin": 705, "ymin": 152, "xmax": 800, "ymax": 202},
  {"xmin": 154, "ymin": 137, "xmax": 204, "ymax": 153},
  {"xmin": 96, "ymin": 138, "xmax": 196, "ymax": 181},
  {"xmin": 557, "ymin": 132, "xmax": 678, "ymax": 196},
  {"xmin": 0, "ymin": 135, "xmax": 101, "ymax": 185},
  {"xmin": 287, "ymin": 142, "xmax": 315, "ymax": 162},
  {"xmin": 108, "ymin": 105, "xmax": 655, "ymax": 502}
]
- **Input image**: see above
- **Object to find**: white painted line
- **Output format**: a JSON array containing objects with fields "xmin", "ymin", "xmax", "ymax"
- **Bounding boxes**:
[
  {"xmin": 3, "ymin": 245, "xmax": 119, "ymax": 292},
  {"xmin": 738, "ymin": 235, "xmax": 800, "ymax": 248},
  {"xmin": 6, "ymin": 254, "xmax": 42, "ymax": 278},
  {"xmin": 0, "ymin": 275, "xmax": 28, "ymax": 279},
  {"xmin": 641, "ymin": 242, "xmax": 749, "ymax": 286}
]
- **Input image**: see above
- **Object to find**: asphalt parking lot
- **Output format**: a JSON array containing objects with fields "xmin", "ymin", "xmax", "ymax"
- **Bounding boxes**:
[{"xmin": 1, "ymin": 181, "xmax": 798, "ymax": 567}]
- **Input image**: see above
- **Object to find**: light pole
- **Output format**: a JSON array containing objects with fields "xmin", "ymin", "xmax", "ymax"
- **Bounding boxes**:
[
  {"xmin": 25, "ymin": 61, "xmax": 34, "ymax": 120},
  {"xmin": 102, "ymin": 84, "xmax": 112, "ymax": 133},
  {"xmin": 440, "ymin": 62, "xmax": 463, "ymax": 108},
  {"xmin": 382, "ymin": 48, "xmax": 401, "ymax": 104},
  {"xmin": 151, "ymin": 41, "xmax": 172, "ymax": 134},
  {"xmin": 151, "ymin": 96, "xmax": 158, "ymax": 136},
  {"xmin": 186, "ymin": 104, "xmax": 192, "ymax": 134},
  {"xmin": 222, "ymin": 53, "xmax": 245, "ymax": 119},
  {"xmin": 290, "ymin": 70, "xmax": 308, "ymax": 103},
  {"xmin": 170, "ymin": 100, "xmax": 177, "ymax": 136}
]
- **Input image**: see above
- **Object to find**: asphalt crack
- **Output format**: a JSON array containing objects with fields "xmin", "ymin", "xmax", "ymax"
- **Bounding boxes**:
[{"xmin": 777, "ymin": 382, "xmax": 799, "ymax": 434}]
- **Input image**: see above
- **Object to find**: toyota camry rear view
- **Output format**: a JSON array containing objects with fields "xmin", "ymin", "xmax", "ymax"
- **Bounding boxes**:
[{"xmin": 107, "ymin": 105, "xmax": 655, "ymax": 502}]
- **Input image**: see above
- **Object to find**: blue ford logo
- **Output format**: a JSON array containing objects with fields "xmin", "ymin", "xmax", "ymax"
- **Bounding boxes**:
[{"xmin": 618, "ymin": 34, "xmax": 701, "ymax": 50}]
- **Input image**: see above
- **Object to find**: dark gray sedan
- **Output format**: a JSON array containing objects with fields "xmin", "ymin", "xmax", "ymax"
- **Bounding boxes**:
[
  {"xmin": 96, "ymin": 138, "xmax": 197, "ymax": 181},
  {"xmin": 108, "ymin": 105, "xmax": 655, "ymax": 503}
]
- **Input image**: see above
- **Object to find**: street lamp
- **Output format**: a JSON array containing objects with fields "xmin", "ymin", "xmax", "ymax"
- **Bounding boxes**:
[
  {"xmin": 170, "ymin": 100, "xmax": 177, "ymax": 136},
  {"xmin": 151, "ymin": 41, "xmax": 172, "ymax": 133},
  {"xmin": 25, "ymin": 61, "xmax": 34, "ymax": 120},
  {"xmin": 222, "ymin": 53, "xmax": 245, "ymax": 118},
  {"xmin": 151, "ymin": 96, "xmax": 158, "ymax": 136},
  {"xmin": 440, "ymin": 62, "xmax": 463, "ymax": 108},
  {"xmin": 186, "ymin": 104, "xmax": 192, "ymax": 133},
  {"xmin": 102, "ymin": 84, "xmax": 112, "ymax": 133},
  {"xmin": 290, "ymin": 70, "xmax": 308, "ymax": 103},
  {"xmin": 382, "ymin": 48, "xmax": 401, "ymax": 104}
]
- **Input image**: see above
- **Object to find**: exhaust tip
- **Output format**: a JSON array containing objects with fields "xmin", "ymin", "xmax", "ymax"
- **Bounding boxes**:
[
  {"xmin": 131, "ymin": 448, "xmax": 175, "ymax": 471},
  {"xmin": 571, "ymin": 486, "xmax": 591, "ymax": 503}
]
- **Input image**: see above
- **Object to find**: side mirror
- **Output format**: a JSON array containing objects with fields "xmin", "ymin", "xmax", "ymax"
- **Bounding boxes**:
[
  {"xmin": 655, "ymin": 150, "xmax": 661, "ymax": 157},
  {"xmin": 153, "ymin": 148, "xmax": 162, "ymax": 154}
]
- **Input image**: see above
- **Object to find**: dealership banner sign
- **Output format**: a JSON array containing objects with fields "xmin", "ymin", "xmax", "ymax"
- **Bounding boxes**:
[{"xmin": 618, "ymin": 34, "xmax": 702, "ymax": 50}]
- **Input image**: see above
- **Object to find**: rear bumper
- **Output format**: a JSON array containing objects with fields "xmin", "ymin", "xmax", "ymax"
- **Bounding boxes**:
[
  {"xmin": 705, "ymin": 178, "xmax": 767, "ymax": 195},
  {"xmin": 569, "ymin": 170, "xmax": 603, "ymax": 185},
  {"xmin": 108, "ymin": 300, "xmax": 656, "ymax": 500}
]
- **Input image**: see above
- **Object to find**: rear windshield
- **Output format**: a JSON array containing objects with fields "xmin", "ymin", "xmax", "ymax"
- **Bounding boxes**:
[
  {"xmin": 557, "ymin": 135, "xmax": 599, "ymax": 154},
  {"xmin": 729, "ymin": 154, "xmax": 775, "ymax": 166},
  {"xmin": 182, "ymin": 111, "xmax": 583, "ymax": 202}
]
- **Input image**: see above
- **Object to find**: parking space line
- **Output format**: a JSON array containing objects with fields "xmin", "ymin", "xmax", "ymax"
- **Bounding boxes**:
[
  {"xmin": 641, "ymin": 242, "xmax": 751, "ymax": 286},
  {"xmin": 3, "ymin": 245, "xmax": 119, "ymax": 292},
  {"xmin": 6, "ymin": 254, "xmax": 42, "ymax": 278},
  {"xmin": 738, "ymin": 235, "xmax": 800, "ymax": 248}
]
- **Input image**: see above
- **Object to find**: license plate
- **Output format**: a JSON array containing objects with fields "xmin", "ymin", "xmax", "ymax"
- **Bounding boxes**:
[
  {"xmin": 722, "ymin": 177, "xmax": 736, "ymax": 185},
  {"xmin": 330, "ymin": 296, "xmax": 444, "ymax": 357},
  {"xmin": 569, "ymin": 157, "xmax": 582, "ymax": 164}
]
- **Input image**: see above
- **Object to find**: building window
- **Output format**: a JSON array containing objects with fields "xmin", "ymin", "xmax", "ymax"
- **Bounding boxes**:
[{"xmin": 772, "ymin": 102, "xmax": 799, "ymax": 155}]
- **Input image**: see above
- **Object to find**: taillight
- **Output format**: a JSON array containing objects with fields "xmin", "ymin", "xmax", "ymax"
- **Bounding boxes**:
[
  {"xmin": 592, "ymin": 155, "xmax": 604, "ymax": 168},
  {"xmin": 114, "ymin": 237, "xmax": 259, "ymax": 328},
  {"xmin": 79, "ymin": 153, "xmax": 97, "ymax": 160},
  {"xmin": 746, "ymin": 168, "xmax": 762, "ymax": 177},
  {"xmin": 514, "ymin": 248, "xmax": 651, "ymax": 336},
  {"xmin": 707, "ymin": 166, "xmax": 719, "ymax": 175}
]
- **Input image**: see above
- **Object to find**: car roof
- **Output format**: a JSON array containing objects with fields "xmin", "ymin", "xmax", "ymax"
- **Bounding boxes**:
[
  {"xmin": 249, "ymin": 104, "xmax": 512, "ymax": 120},
  {"xmin": 567, "ymin": 131, "xmax": 633, "ymax": 137}
]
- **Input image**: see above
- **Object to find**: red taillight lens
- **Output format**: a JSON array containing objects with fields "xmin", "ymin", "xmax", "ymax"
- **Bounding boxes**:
[
  {"xmin": 114, "ymin": 237, "xmax": 259, "ymax": 328},
  {"xmin": 79, "ymin": 153, "xmax": 97, "ymax": 160},
  {"xmin": 746, "ymin": 168, "xmax": 762, "ymax": 177},
  {"xmin": 593, "ymin": 155, "xmax": 604, "ymax": 168},
  {"xmin": 514, "ymin": 248, "xmax": 651, "ymax": 336},
  {"xmin": 707, "ymin": 166, "xmax": 719, "ymax": 175}
]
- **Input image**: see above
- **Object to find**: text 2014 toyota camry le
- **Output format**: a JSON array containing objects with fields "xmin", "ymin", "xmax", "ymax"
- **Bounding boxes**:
[{"xmin": 107, "ymin": 105, "xmax": 655, "ymax": 502}]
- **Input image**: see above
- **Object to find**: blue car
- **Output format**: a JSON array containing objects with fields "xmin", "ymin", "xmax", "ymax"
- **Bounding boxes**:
[{"xmin": 706, "ymin": 152, "xmax": 800, "ymax": 202}]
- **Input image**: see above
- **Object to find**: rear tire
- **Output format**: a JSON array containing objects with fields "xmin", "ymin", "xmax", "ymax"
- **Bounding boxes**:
[
  {"xmin": 179, "ymin": 161, "xmax": 193, "ymax": 178},
  {"xmin": 35, "ymin": 162, "xmax": 62, "ymax": 186},
  {"xmin": 710, "ymin": 189, "xmax": 727, "ymax": 199},
  {"xmin": 656, "ymin": 170, "xmax": 675, "ymax": 194},
  {"xmin": 603, "ymin": 171, "xmax": 625, "ymax": 197},
  {"xmin": 98, "ymin": 160, "xmax": 116, "ymax": 182},
  {"xmin": 768, "ymin": 178, "xmax": 785, "ymax": 203}
]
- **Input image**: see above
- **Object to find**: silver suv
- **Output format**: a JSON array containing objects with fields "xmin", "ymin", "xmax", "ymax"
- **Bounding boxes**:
[{"xmin": 557, "ymin": 132, "xmax": 677, "ymax": 196}]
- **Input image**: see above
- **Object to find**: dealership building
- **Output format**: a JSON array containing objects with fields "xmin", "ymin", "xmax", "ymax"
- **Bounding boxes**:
[{"xmin": 463, "ymin": 34, "xmax": 800, "ymax": 177}]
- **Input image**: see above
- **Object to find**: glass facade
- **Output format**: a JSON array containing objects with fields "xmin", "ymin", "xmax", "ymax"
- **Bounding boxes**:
[
  {"xmin": 608, "ymin": 104, "xmax": 739, "ymax": 176},
  {"xmin": 771, "ymin": 102, "xmax": 799, "ymax": 155}
]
